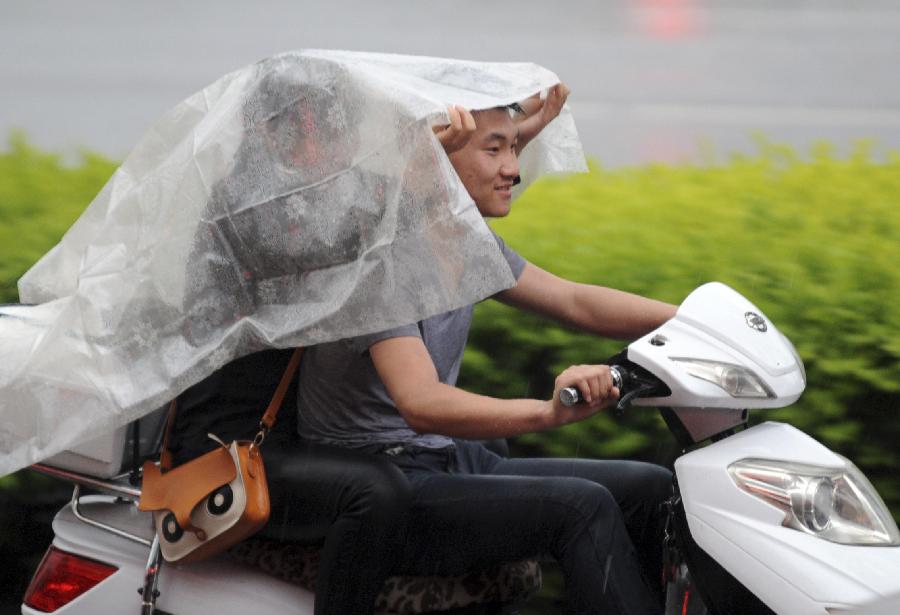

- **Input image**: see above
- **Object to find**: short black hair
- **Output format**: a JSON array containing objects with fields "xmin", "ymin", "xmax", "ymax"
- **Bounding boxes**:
[{"xmin": 506, "ymin": 102, "xmax": 525, "ymax": 115}]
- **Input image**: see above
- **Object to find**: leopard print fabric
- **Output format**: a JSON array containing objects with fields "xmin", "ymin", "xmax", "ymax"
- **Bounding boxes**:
[
  {"xmin": 228, "ymin": 537, "xmax": 541, "ymax": 614},
  {"xmin": 375, "ymin": 559, "xmax": 542, "ymax": 614}
]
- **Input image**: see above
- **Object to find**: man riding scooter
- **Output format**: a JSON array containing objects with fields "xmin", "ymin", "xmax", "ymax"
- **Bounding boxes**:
[
  {"xmin": 292, "ymin": 88, "xmax": 676, "ymax": 614},
  {"xmin": 172, "ymin": 72, "xmax": 674, "ymax": 614},
  {"xmin": 166, "ymin": 69, "xmax": 573, "ymax": 615}
]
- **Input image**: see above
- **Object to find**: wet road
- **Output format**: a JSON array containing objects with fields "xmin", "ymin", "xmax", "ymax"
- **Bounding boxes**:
[{"xmin": 2, "ymin": 0, "xmax": 900, "ymax": 165}]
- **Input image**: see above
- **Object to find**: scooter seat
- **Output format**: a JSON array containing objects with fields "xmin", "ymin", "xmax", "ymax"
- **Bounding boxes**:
[{"xmin": 228, "ymin": 536, "xmax": 542, "ymax": 614}]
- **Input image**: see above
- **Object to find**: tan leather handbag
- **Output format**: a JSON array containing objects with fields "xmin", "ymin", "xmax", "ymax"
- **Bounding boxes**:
[{"xmin": 139, "ymin": 348, "xmax": 303, "ymax": 564}]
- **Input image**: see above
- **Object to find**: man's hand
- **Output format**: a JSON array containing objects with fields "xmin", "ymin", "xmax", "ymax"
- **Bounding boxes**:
[
  {"xmin": 433, "ymin": 105, "xmax": 476, "ymax": 154},
  {"xmin": 547, "ymin": 364, "xmax": 619, "ymax": 426},
  {"xmin": 514, "ymin": 83, "xmax": 571, "ymax": 154}
]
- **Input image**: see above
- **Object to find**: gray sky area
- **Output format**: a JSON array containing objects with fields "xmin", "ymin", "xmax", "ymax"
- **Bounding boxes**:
[{"xmin": 2, "ymin": 0, "xmax": 900, "ymax": 166}]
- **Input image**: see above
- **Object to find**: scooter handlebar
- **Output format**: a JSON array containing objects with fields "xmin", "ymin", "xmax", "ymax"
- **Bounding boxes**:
[{"xmin": 559, "ymin": 365, "xmax": 625, "ymax": 407}]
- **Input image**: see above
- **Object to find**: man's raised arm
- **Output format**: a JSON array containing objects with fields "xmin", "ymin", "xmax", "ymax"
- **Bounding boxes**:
[{"xmin": 497, "ymin": 262, "xmax": 677, "ymax": 339}]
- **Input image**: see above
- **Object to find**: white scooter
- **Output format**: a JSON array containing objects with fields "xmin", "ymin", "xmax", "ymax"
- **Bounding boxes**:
[{"xmin": 15, "ymin": 282, "xmax": 900, "ymax": 614}]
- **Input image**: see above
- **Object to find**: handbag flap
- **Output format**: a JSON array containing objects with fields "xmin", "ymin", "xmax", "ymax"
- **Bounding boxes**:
[{"xmin": 139, "ymin": 446, "xmax": 236, "ymax": 531}]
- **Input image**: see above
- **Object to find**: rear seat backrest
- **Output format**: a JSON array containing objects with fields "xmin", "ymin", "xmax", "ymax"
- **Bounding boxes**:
[{"xmin": 43, "ymin": 406, "xmax": 168, "ymax": 478}]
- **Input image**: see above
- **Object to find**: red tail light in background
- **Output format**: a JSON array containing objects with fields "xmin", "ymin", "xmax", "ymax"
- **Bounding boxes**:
[{"xmin": 23, "ymin": 547, "xmax": 118, "ymax": 612}]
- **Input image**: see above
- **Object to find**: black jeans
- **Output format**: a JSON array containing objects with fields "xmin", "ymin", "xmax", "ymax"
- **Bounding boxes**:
[
  {"xmin": 382, "ymin": 440, "xmax": 670, "ymax": 615},
  {"xmin": 260, "ymin": 438, "xmax": 412, "ymax": 615}
]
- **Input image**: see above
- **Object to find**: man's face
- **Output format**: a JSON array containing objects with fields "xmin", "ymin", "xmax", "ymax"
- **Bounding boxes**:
[{"xmin": 448, "ymin": 108, "xmax": 520, "ymax": 218}]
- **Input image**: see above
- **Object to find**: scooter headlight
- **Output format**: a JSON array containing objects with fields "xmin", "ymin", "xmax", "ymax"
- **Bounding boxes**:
[
  {"xmin": 729, "ymin": 457, "xmax": 900, "ymax": 545},
  {"xmin": 670, "ymin": 358, "xmax": 775, "ymax": 399}
]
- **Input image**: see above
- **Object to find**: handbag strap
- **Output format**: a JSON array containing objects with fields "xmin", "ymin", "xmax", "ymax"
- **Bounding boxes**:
[
  {"xmin": 158, "ymin": 398, "xmax": 179, "ymax": 473},
  {"xmin": 158, "ymin": 347, "xmax": 304, "ymax": 473},
  {"xmin": 257, "ymin": 347, "xmax": 305, "ymax": 435}
]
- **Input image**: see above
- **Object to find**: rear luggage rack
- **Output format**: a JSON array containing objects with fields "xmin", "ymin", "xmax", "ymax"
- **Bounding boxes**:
[
  {"xmin": 30, "ymin": 463, "xmax": 165, "ymax": 614},
  {"xmin": 31, "ymin": 463, "xmax": 149, "ymax": 545},
  {"xmin": 32, "ymin": 463, "xmax": 141, "ymax": 499}
]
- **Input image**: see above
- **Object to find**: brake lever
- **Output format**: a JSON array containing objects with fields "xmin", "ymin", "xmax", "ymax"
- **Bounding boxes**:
[{"xmin": 614, "ymin": 382, "xmax": 656, "ymax": 414}]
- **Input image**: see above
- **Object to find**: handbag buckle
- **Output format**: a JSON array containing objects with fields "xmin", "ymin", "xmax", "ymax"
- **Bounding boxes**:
[{"xmin": 249, "ymin": 423, "xmax": 268, "ymax": 456}]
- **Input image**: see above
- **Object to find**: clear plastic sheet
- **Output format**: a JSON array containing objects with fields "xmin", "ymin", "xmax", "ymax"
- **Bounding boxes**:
[{"xmin": 0, "ymin": 50, "xmax": 586, "ymax": 475}]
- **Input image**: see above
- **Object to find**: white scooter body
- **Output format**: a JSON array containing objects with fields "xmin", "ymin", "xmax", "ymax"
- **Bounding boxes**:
[
  {"xmin": 625, "ymin": 282, "xmax": 900, "ymax": 614},
  {"xmin": 17, "ymin": 282, "xmax": 900, "ymax": 614}
]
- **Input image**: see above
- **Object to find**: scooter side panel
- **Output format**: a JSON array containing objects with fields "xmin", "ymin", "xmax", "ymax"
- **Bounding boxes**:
[
  {"xmin": 157, "ymin": 557, "xmax": 315, "ymax": 614},
  {"xmin": 676, "ymin": 422, "xmax": 900, "ymax": 614},
  {"xmin": 683, "ymin": 511, "xmax": 827, "ymax": 615}
]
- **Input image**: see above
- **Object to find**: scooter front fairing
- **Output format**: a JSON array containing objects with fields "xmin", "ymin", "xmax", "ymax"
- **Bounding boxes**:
[{"xmin": 677, "ymin": 422, "xmax": 900, "ymax": 615}]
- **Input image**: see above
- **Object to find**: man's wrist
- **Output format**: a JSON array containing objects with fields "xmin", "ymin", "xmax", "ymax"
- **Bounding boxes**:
[{"xmin": 536, "ymin": 399, "xmax": 557, "ymax": 431}]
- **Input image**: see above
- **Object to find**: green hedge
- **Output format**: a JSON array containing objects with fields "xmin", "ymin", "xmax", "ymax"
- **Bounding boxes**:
[
  {"xmin": 2, "ymin": 135, "xmax": 899, "ymax": 520},
  {"xmin": 0, "ymin": 133, "xmax": 118, "ymax": 302},
  {"xmin": 463, "ymin": 139, "xmax": 900, "ymax": 518}
]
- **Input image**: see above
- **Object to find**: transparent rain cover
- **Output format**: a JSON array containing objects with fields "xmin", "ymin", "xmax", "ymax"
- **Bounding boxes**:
[{"xmin": 0, "ymin": 50, "xmax": 586, "ymax": 475}]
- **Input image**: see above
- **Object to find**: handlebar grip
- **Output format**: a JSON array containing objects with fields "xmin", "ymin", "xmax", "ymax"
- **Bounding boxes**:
[
  {"xmin": 558, "ymin": 366, "xmax": 624, "ymax": 407},
  {"xmin": 559, "ymin": 386, "xmax": 582, "ymax": 407}
]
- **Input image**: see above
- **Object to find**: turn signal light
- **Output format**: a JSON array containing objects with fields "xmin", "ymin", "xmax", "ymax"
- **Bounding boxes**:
[{"xmin": 23, "ymin": 547, "xmax": 117, "ymax": 612}]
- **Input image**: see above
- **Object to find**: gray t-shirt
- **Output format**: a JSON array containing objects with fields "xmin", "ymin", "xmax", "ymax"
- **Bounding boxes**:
[{"xmin": 297, "ymin": 232, "xmax": 527, "ymax": 449}]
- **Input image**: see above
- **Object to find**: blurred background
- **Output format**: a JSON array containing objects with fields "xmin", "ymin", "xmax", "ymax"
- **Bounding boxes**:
[
  {"xmin": 3, "ymin": 0, "xmax": 900, "ymax": 166},
  {"xmin": 2, "ymin": 0, "xmax": 899, "ymax": 612}
]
